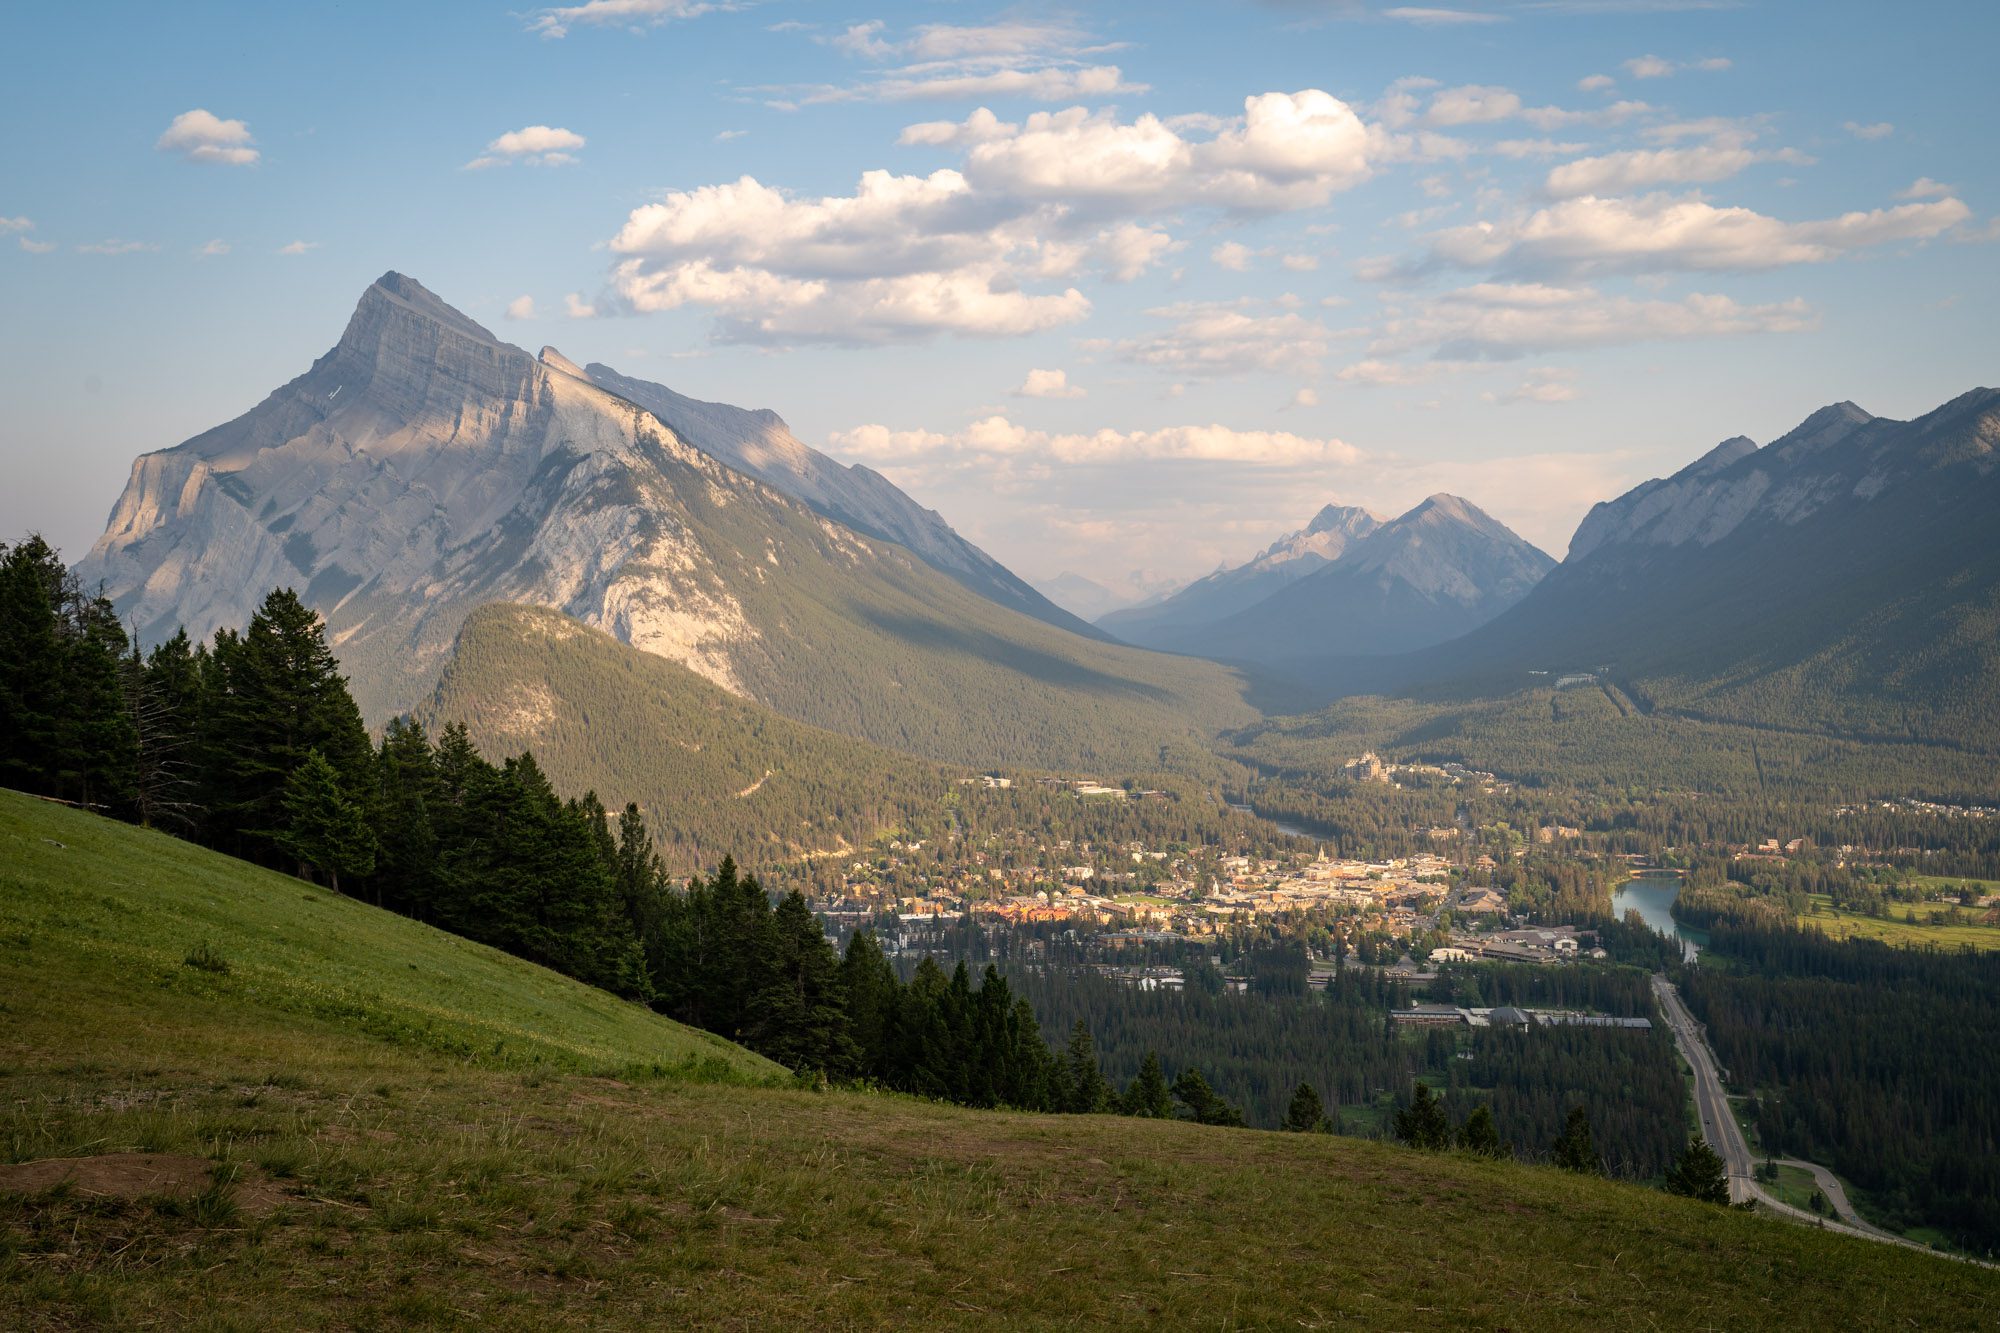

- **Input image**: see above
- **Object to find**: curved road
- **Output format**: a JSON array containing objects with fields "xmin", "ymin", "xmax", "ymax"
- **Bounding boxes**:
[{"xmin": 1651, "ymin": 974, "xmax": 1991, "ymax": 1266}]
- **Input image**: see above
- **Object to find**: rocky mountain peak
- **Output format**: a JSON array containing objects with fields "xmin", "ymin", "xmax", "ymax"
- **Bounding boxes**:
[
  {"xmin": 1687, "ymin": 436, "xmax": 1758, "ymax": 477},
  {"xmin": 539, "ymin": 345, "xmax": 589, "ymax": 379},
  {"xmin": 1305, "ymin": 503, "xmax": 1381, "ymax": 537}
]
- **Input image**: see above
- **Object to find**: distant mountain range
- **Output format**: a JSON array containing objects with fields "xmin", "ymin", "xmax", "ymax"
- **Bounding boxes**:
[
  {"xmin": 1317, "ymin": 390, "xmax": 2000, "ymax": 749},
  {"xmin": 1099, "ymin": 504, "xmax": 1381, "ymax": 646},
  {"xmin": 1100, "ymin": 496, "xmax": 1553, "ymax": 670},
  {"xmin": 78, "ymin": 273, "xmax": 1251, "ymax": 773}
]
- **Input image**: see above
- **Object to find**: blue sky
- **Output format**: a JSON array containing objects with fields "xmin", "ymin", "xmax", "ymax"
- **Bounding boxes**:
[{"xmin": 3, "ymin": 0, "xmax": 1994, "ymax": 594}]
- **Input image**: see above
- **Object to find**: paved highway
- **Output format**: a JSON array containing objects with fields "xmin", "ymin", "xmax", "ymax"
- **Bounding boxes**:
[{"xmin": 1652, "ymin": 973, "xmax": 1994, "ymax": 1267}]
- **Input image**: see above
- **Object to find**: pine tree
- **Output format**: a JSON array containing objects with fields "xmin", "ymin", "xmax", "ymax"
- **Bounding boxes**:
[
  {"xmin": 130, "ymin": 631, "xmax": 202, "ymax": 831},
  {"xmin": 1283, "ymin": 1082, "xmax": 1330, "ymax": 1133},
  {"xmin": 1663, "ymin": 1137, "xmax": 1730, "ymax": 1204},
  {"xmin": 56, "ymin": 591, "xmax": 138, "ymax": 813},
  {"xmin": 1172, "ymin": 1067, "xmax": 1246, "ymax": 1127},
  {"xmin": 373, "ymin": 718, "xmax": 442, "ymax": 913},
  {"xmin": 1121, "ymin": 1051, "xmax": 1173, "ymax": 1118},
  {"xmin": 1061, "ymin": 1020, "xmax": 1112, "ymax": 1114},
  {"xmin": 1394, "ymin": 1081, "xmax": 1453, "ymax": 1151},
  {"xmin": 838, "ymin": 931, "xmax": 900, "ymax": 1082},
  {"xmin": 1551, "ymin": 1105, "xmax": 1602, "ymax": 1174},
  {"xmin": 745, "ymin": 891, "xmax": 856, "ymax": 1076},
  {"xmin": 0, "ymin": 535, "xmax": 66, "ymax": 793},
  {"xmin": 1458, "ymin": 1104, "xmax": 1505, "ymax": 1158},
  {"xmin": 274, "ymin": 750, "xmax": 378, "ymax": 894}
]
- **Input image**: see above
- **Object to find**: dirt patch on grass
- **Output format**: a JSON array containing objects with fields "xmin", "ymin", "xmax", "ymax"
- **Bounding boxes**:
[{"xmin": 0, "ymin": 1152, "xmax": 290, "ymax": 1216}]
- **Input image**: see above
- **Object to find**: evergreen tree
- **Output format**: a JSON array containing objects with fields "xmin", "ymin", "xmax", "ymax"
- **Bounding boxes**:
[
  {"xmin": 1394, "ymin": 1082, "xmax": 1453, "ymax": 1151},
  {"xmin": 838, "ymin": 931, "xmax": 900, "ymax": 1082},
  {"xmin": 1121, "ymin": 1051, "xmax": 1173, "ymax": 1118},
  {"xmin": 1458, "ymin": 1104, "xmax": 1505, "ymax": 1158},
  {"xmin": 0, "ymin": 535, "xmax": 66, "ymax": 792},
  {"xmin": 274, "ymin": 750, "xmax": 378, "ymax": 894},
  {"xmin": 746, "ymin": 891, "xmax": 856, "ymax": 1075},
  {"xmin": 1551, "ymin": 1105, "xmax": 1603, "ymax": 1174},
  {"xmin": 373, "ymin": 718, "xmax": 442, "ymax": 913},
  {"xmin": 1282, "ymin": 1082, "xmax": 1330, "ymax": 1133},
  {"xmin": 1172, "ymin": 1067, "xmax": 1246, "ymax": 1127},
  {"xmin": 1061, "ymin": 1020, "xmax": 1112, "ymax": 1114},
  {"xmin": 56, "ymin": 591, "xmax": 138, "ymax": 813},
  {"xmin": 130, "ymin": 631, "xmax": 202, "ymax": 831},
  {"xmin": 1663, "ymin": 1137, "xmax": 1730, "ymax": 1204}
]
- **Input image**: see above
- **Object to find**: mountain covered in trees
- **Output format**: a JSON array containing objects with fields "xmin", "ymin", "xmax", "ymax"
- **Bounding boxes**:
[
  {"xmin": 1329, "ymin": 389, "xmax": 2000, "ymax": 748},
  {"xmin": 1106, "ymin": 496, "xmax": 1552, "ymax": 672},
  {"xmin": 73, "ymin": 273, "xmax": 1252, "ymax": 770},
  {"xmin": 1098, "ymin": 503, "xmax": 1380, "ymax": 646},
  {"xmin": 416, "ymin": 603, "xmax": 954, "ymax": 872}
]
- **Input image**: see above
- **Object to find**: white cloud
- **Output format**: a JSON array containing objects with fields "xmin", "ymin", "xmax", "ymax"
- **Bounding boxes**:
[
  {"xmin": 1383, "ymin": 7, "xmax": 1506, "ymax": 23},
  {"xmin": 155, "ymin": 109, "xmax": 259, "ymax": 166},
  {"xmin": 467, "ymin": 125, "xmax": 585, "ymax": 169},
  {"xmin": 565, "ymin": 292, "xmax": 598, "ymax": 319},
  {"xmin": 1491, "ymin": 366, "xmax": 1581, "ymax": 404},
  {"xmin": 0, "ymin": 216, "xmax": 31, "ymax": 233},
  {"xmin": 1623, "ymin": 54, "xmax": 1730, "ymax": 79},
  {"xmin": 278, "ymin": 240, "xmax": 318, "ymax": 255},
  {"xmin": 19, "ymin": 237, "xmax": 56, "ymax": 254},
  {"xmin": 714, "ymin": 129, "xmax": 748, "ymax": 142},
  {"xmin": 196, "ymin": 239, "xmax": 230, "ymax": 257},
  {"xmin": 529, "ymin": 0, "xmax": 717, "ymax": 39},
  {"xmin": 1281, "ymin": 252, "xmax": 1321, "ymax": 272},
  {"xmin": 5, "ymin": 218, "xmax": 57, "ymax": 255},
  {"xmin": 1368, "ymin": 281, "xmax": 1814, "ymax": 359},
  {"xmin": 1288, "ymin": 386, "xmax": 1321, "ymax": 408},
  {"xmin": 1844, "ymin": 120, "xmax": 1893, "ymax": 141},
  {"xmin": 1899, "ymin": 176, "xmax": 1952, "ymax": 200},
  {"xmin": 1405, "ymin": 192, "xmax": 1972, "ymax": 277},
  {"xmin": 1543, "ymin": 140, "xmax": 1806, "ymax": 197},
  {"xmin": 767, "ymin": 19, "xmax": 1146, "ymax": 107},
  {"xmin": 1577, "ymin": 74, "xmax": 1616, "ymax": 92},
  {"xmin": 506, "ymin": 295, "xmax": 537, "ymax": 320},
  {"xmin": 1015, "ymin": 368, "xmax": 1086, "ymax": 399},
  {"xmin": 1335, "ymin": 358, "xmax": 1462, "ymax": 387},
  {"xmin": 1212, "ymin": 240, "xmax": 1254, "ymax": 271},
  {"xmin": 1107, "ymin": 301, "xmax": 1352, "ymax": 379},
  {"xmin": 1426, "ymin": 85, "xmax": 1523, "ymax": 126},
  {"xmin": 829, "ymin": 415, "xmax": 1364, "ymax": 468},
  {"xmin": 77, "ymin": 239, "xmax": 158, "ymax": 255},
  {"xmin": 605, "ymin": 88, "xmax": 1370, "ymax": 343}
]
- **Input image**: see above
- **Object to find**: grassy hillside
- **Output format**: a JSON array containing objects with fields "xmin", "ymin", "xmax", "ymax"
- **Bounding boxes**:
[
  {"xmin": 6, "ymin": 795, "xmax": 1993, "ymax": 1328},
  {"xmin": 416, "ymin": 605, "xmax": 959, "ymax": 872},
  {"xmin": 0, "ymin": 790, "xmax": 777, "ymax": 1080}
]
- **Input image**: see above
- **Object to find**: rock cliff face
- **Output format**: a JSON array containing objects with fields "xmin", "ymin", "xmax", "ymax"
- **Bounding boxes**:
[
  {"xmin": 577, "ymin": 360, "xmax": 1104, "ymax": 639},
  {"xmin": 77, "ymin": 274, "xmax": 1242, "ymax": 755},
  {"xmin": 1099, "ymin": 503, "xmax": 1380, "ymax": 646}
]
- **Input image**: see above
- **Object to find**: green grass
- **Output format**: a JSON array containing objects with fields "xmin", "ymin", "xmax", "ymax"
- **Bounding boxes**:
[
  {"xmin": 1763, "ymin": 1164, "xmax": 1826, "ymax": 1213},
  {"xmin": 0, "ymin": 790, "xmax": 780, "ymax": 1080},
  {"xmin": 4, "ymin": 794, "xmax": 1994, "ymax": 1328},
  {"xmin": 1799, "ymin": 894, "xmax": 2000, "ymax": 952}
]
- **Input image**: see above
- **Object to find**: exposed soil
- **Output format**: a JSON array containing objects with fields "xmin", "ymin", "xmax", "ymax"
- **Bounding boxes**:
[{"xmin": 0, "ymin": 1152, "xmax": 290, "ymax": 1216}]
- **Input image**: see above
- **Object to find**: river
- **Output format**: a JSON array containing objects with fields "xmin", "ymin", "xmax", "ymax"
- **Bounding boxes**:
[{"xmin": 1610, "ymin": 871, "xmax": 1707, "ymax": 962}]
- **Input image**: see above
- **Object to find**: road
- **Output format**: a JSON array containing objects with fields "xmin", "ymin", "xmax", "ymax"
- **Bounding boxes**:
[{"xmin": 1650, "ymin": 974, "xmax": 1991, "ymax": 1265}]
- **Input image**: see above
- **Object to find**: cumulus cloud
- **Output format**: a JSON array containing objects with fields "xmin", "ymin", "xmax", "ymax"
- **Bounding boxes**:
[
  {"xmin": 0, "ymin": 216, "xmax": 31, "ymax": 233},
  {"xmin": 604, "ymin": 89, "xmax": 1371, "ymax": 343},
  {"xmin": 829, "ymin": 415, "xmax": 1363, "ymax": 468},
  {"xmin": 1900, "ymin": 177, "xmax": 1952, "ymax": 199},
  {"xmin": 1288, "ymin": 386, "xmax": 1321, "ymax": 408},
  {"xmin": 506, "ymin": 295, "xmax": 537, "ymax": 320},
  {"xmin": 1367, "ymin": 281, "xmax": 1814, "ymax": 360},
  {"xmin": 19, "ymin": 237, "xmax": 56, "ymax": 254},
  {"xmin": 277, "ymin": 240, "xmax": 319, "ymax": 255},
  {"xmin": 1844, "ymin": 120, "xmax": 1894, "ymax": 141},
  {"xmin": 1212, "ymin": 240, "xmax": 1254, "ymax": 271},
  {"xmin": 1578, "ymin": 74, "xmax": 1616, "ymax": 92},
  {"xmin": 565, "ymin": 292, "xmax": 598, "ymax": 318},
  {"xmin": 529, "ymin": 0, "xmax": 717, "ymax": 39},
  {"xmin": 1015, "ymin": 368, "xmax": 1086, "ymax": 399},
  {"xmin": 155, "ymin": 109, "xmax": 259, "ymax": 166},
  {"xmin": 1106, "ymin": 301, "xmax": 1353, "ymax": 379},
  {"xmin": 466, "ymin": 125, "xmax": 585, "ymax": 169},
  {"xmin": 1542, "ymin": 138, "xmax": 1807, "ymax": 197},
  {"xmin": 1400, "ymin": 192, "xmax": 1972, "ymax": 277}
]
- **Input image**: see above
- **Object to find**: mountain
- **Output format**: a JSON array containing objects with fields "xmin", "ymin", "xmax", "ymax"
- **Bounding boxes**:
[
  {"xmin": 577, "ymin": 358, "xmax": 1104, "ymax": 639},
  {"xmin": 1099, "ymin": 503, "xmax": 1380, "ymax": 646},
  {"xmin": 77, "ymin": 273, "xmax": 1251, "ymax": 769},
  {"xmin": 1033, "ymin": 571, "xmax": 1132, "ymax": 621},
  {"xmin": 415, "ymin": 603, "xmax": 952, "ymax": 872},
  {"xmin": 1381, "ymin": 390, "xmax": 2000, "ymax": 747}
]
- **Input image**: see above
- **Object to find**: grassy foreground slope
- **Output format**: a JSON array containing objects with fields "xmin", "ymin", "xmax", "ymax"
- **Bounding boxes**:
[
  {"xmin": 0, "ymin": 791, "xmax": 776, "ymax": 1080},
  {"xmin": 5, "ymin": 798, "xmax": 1992, "ymax": 1329},
  {"xmin": 417, "ymin": 605, "xmax": 957, "ymax": 872}
]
